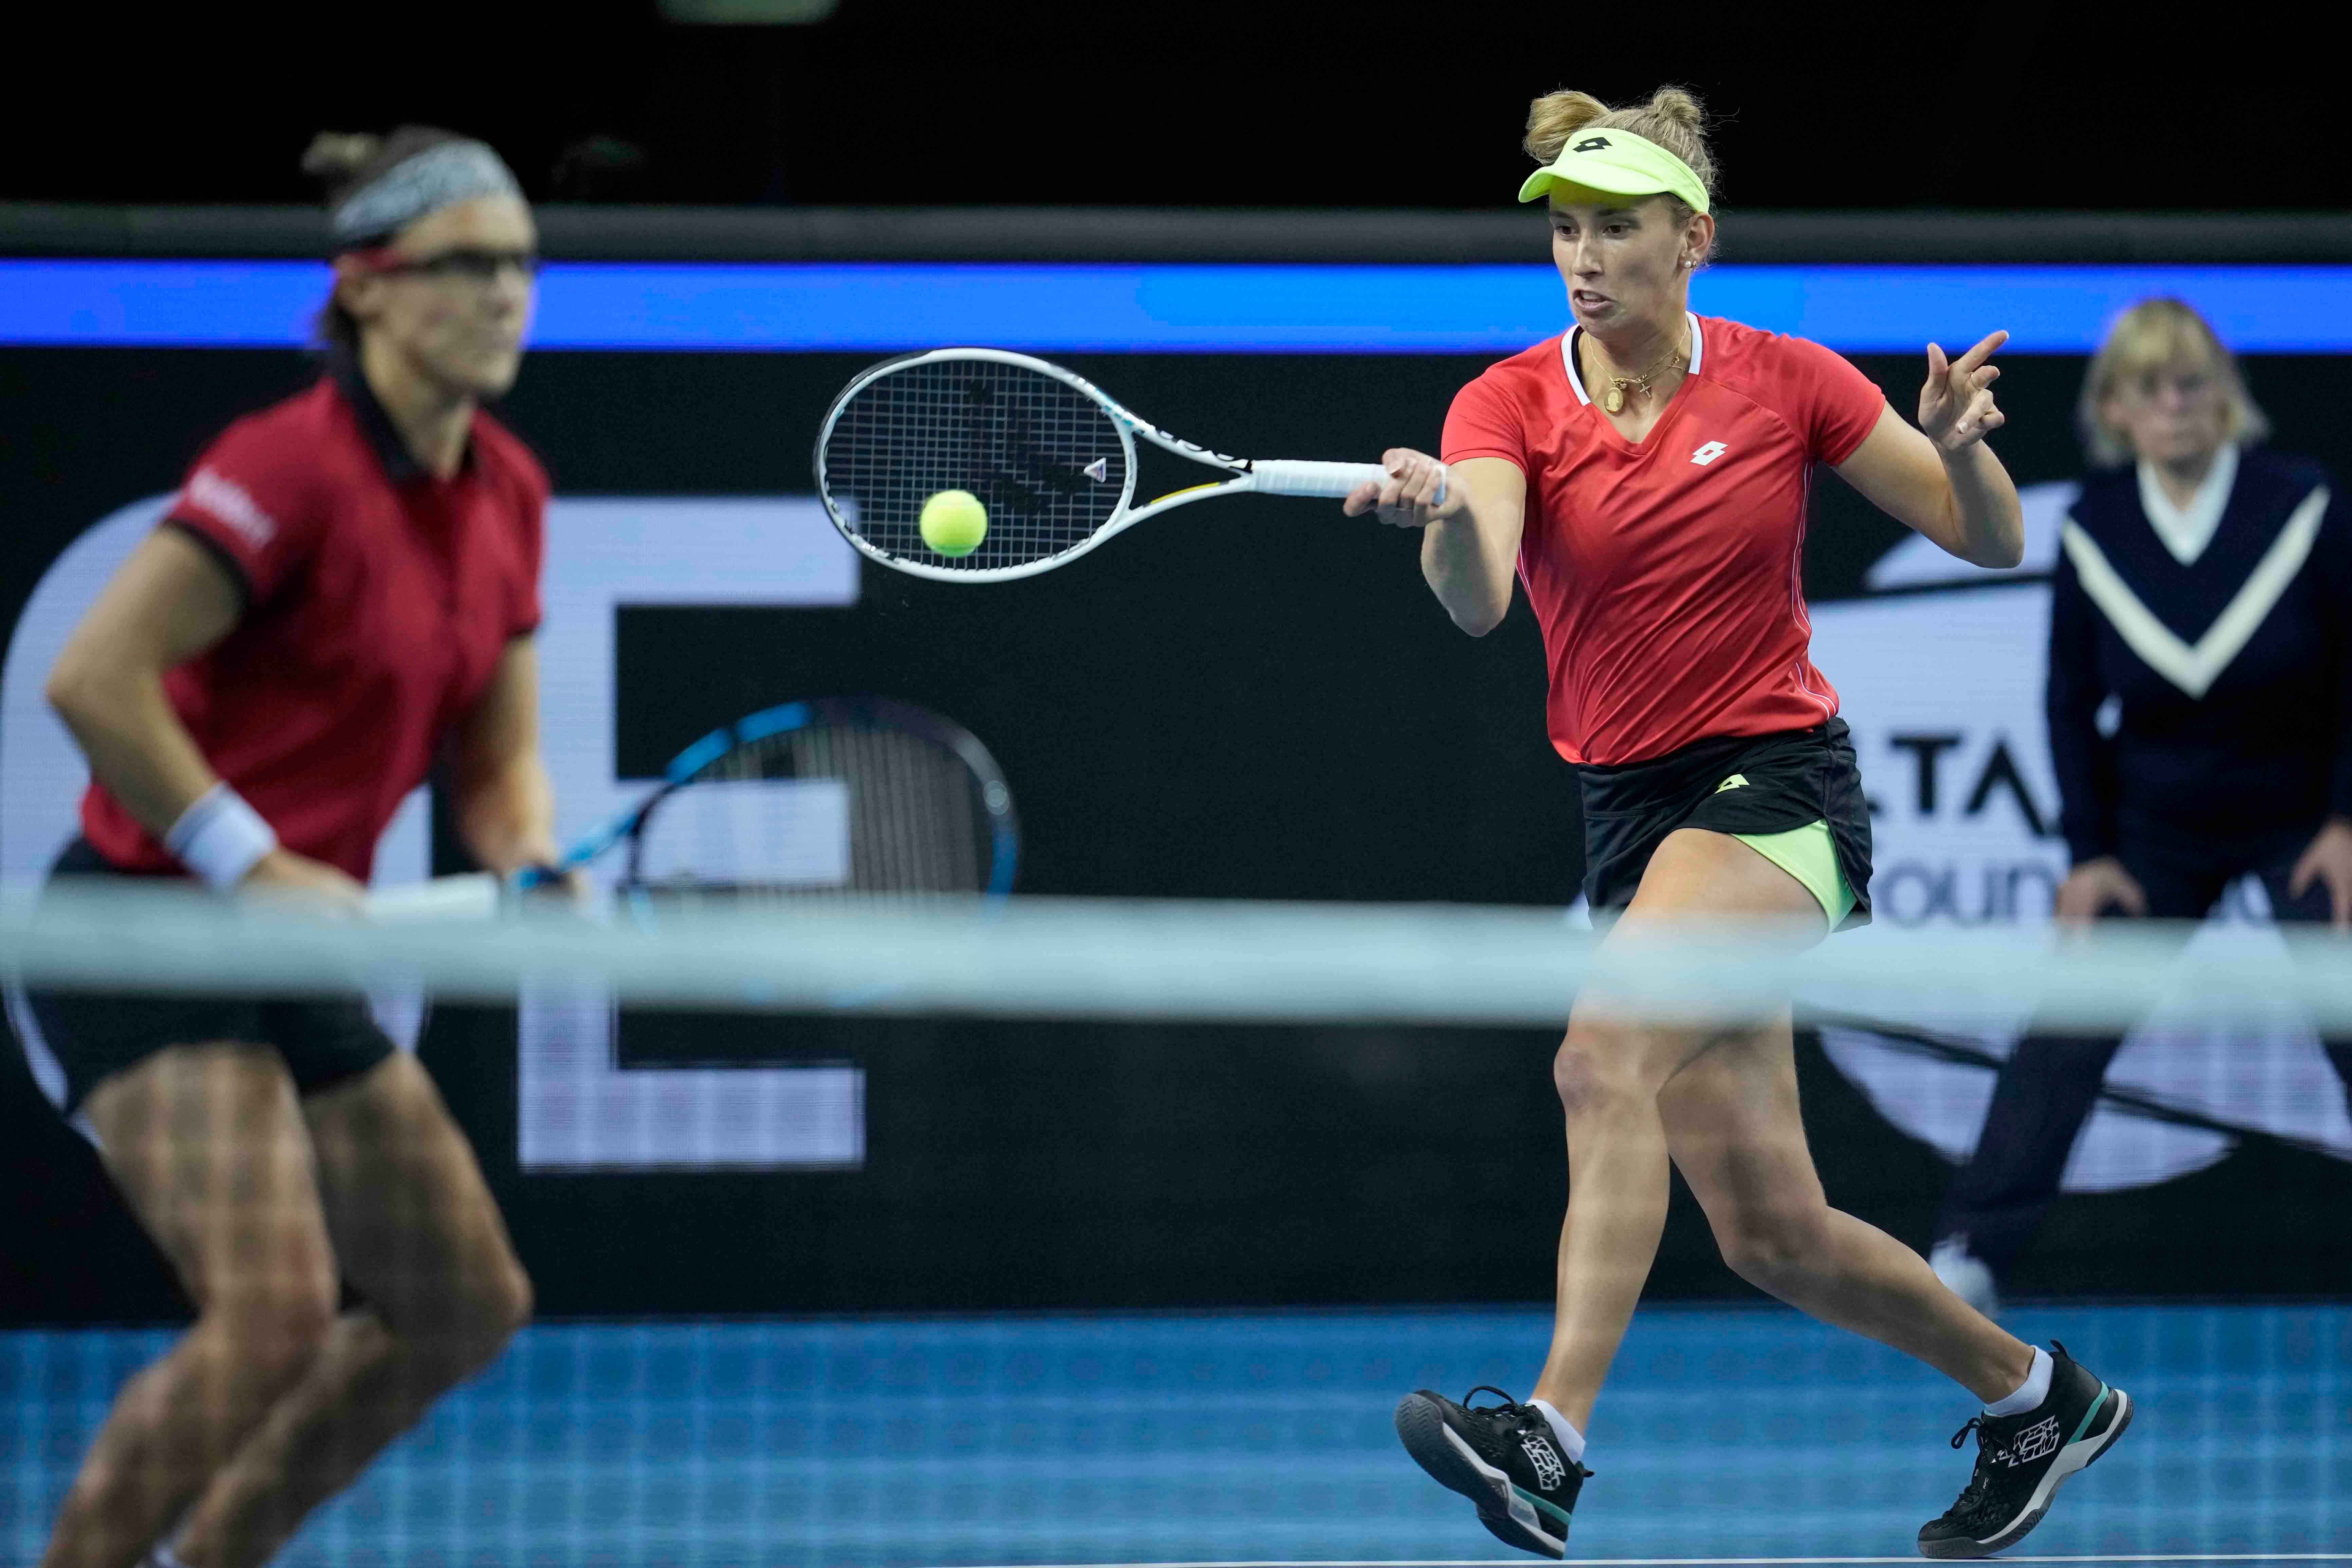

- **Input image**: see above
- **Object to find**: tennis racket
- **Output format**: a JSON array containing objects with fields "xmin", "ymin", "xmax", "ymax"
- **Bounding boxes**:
[
  {"xmin": 814, "ymin": 347, "xmax": 1426, "ymax": 582},
  {"xmin": 369, "ymin": 697, "xmax": 1017, "ymax": 921}
]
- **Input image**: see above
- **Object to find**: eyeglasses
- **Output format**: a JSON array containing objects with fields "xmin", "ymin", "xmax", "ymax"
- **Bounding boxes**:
[
  {"xmin": 2124, "ymin": 368, "xmax": 2215, "ymax": 401},
  {"xmin": 351, "ymin": 247, "xmax": 541, "ymax": 282}
]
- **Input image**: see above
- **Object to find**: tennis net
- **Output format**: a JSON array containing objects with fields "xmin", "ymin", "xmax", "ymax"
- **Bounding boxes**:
[{"xmin": 3, "ymin": 886, "xmax": 2346, "ymax": 1566}]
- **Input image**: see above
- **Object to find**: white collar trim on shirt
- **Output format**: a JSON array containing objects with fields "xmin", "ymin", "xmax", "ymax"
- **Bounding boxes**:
[
  {"xmin": 2135, "ymin": 443, "xmax": 2238, "ymax": 566},
  {"xmin": 1561, "ymin": 311, "xmax": 1705, "ymax": 407}
]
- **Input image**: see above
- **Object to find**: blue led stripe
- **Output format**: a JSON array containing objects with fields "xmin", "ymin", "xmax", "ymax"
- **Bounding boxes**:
[
  {"xmin": 5, "ymin": 259, "xmax": 2352, "ymax": 353},
  {"xmin": 0, "ymin": 262, "xmax": 329, "ymax": 347}
]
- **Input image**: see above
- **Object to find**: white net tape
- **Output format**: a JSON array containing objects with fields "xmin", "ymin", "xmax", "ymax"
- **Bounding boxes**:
[{"xmin": 6, "ymin": 881, "xmax": 2350, "ymax": 1030}]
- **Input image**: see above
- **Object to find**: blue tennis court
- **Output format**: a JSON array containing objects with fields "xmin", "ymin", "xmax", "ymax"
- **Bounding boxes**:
[{"xmin": 7, "ymin": 1303, "xmax": 2343, "ymax": 1565}]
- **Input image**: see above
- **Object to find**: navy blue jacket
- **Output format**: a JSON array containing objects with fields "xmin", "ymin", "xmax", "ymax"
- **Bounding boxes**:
[{"xmin": 2049, "ymin": 446, "xmax": 2351, "ymax": 864}]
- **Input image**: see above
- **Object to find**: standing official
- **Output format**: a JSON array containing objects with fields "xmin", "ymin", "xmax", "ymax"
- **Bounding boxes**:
[{"xmin": 1933, "ymin": 298, "xmax": 2352, "ymax": 1311}]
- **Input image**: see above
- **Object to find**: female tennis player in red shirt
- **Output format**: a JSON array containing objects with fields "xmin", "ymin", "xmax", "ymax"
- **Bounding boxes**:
[
  {"xmin": 25, "ymin": 128, "xmax": 556, "ymax": 1568},
  {"xmin": 1356, "ymin": 90, "xmax": 2132, "ymax": 1561}
]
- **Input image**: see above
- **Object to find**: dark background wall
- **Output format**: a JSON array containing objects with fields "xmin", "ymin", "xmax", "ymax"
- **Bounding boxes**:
[
  {"xmin": 6, "ymin": 341, "xmax": 2351, "ymax": 1326},
  {"xmin": 10, "ymin": 2, "xmax": 2347, "ymax": 212}
]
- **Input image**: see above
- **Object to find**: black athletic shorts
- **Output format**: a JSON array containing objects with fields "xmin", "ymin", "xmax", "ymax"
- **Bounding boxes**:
[
  {"xmin": 1577, "ymin": 718, "xmax": 1875, "ymax": 930},
  {"xmin": 15, "ymin": 838, "xmax": 395, "ymax": 1116}
]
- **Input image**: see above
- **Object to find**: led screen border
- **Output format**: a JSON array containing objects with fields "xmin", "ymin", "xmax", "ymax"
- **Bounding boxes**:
[{"xmin": 5, "ymin": 261, "xmax": 2352, "ymax": 353}]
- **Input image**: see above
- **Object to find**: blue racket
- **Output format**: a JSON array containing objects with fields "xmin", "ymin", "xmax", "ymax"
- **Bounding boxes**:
[{"xmin": 371, "ymin": 698, "xmax": 1017, "ymax": 919}]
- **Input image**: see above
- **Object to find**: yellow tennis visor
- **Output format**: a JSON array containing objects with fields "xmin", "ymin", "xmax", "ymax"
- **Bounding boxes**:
[{"xmin": 1517, "ymin": 127, "xmax": 1710, "ymax": 215}]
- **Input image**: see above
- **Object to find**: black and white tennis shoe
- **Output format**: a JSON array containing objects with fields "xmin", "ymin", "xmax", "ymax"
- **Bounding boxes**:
[
  {"xmin": 1395, "ymin": 1384, "xmax": 1588, "ymax": 1559},
  {"xmin": 1918, "ymin": 1342, "xmax": 2133, "ymax": 1558}
]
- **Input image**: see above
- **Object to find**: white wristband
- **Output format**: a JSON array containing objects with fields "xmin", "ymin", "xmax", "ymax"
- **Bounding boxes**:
[{"xmin": 164, "ymin": 783, "xmax": 278, "ymax": 893}]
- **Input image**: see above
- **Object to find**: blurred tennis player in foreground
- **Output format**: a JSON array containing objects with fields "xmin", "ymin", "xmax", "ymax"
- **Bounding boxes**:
[
  {"xmin": 1350, "ymin": 88, "xmax": 2131, "ymax": 1558},
  {"xmin": 22, "ymin": 128, "xmax": 555, "ymax": 1568}
]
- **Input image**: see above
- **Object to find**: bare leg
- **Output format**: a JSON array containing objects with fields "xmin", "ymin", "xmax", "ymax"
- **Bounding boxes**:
[
  {"xmin": 41, "ymin": 1045, "xmax": 339, "ymax": 1568},
  {"xmin": 1529, "ymin": 1010, "xmax": 1686, "ymax": 1427},
  {"xmin": 1529, "ymin": 829, "xmax": 1825, "ymax": 1428},
  {"xmin": 169, "ymin": 1052, "xmax": 531, "ymax": 1568},
  {"xmin": 1660, "ymin": 1017, "xmax": 2031, "ymax": 1401}
]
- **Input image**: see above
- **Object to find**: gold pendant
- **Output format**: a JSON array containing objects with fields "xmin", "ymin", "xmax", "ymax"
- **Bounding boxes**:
[{"xmin": 1604, "ymin": 386, "xmax": 1626, "ymax": 414}]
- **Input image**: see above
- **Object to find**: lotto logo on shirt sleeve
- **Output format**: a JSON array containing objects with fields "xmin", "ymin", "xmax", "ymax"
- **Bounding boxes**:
[
  {"xmin": 1690, "ymin": 441, "xmax": 1730, "ymax": 467},
  {"xmin": 181, "ymin": 467, "xmax": 278, "ymax": 549}
]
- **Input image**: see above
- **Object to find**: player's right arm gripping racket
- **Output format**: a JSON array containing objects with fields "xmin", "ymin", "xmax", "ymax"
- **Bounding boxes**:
[{"xmin": 815, "ymin": 347, "xmax": 1429, "ymax": 582}]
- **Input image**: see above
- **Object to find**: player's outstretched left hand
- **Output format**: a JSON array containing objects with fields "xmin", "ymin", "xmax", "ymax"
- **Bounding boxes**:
[
  {"xmin": 1919, "ymin": 330, "xmax": 2008, "ymax": 453},
  {"xmin": 1344, "ymin": 448, "xmax": 1462, "ymax": 529}
]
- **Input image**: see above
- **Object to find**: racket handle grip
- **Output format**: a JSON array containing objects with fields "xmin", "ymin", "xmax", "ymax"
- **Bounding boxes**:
[
  {"xmin": 364, "ymin": 872, "xmax": 501, "ymax": 923},
  {"xmin": 1251, "ymin": 460, "xmax": 1389, "ymax": 498}
]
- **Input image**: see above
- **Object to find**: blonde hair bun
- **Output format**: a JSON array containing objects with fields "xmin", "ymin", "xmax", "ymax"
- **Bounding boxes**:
[
  {"xmin": 1522, "ymin": 90, "xmax": 1611, "ymax": 162},
  {"xmin": 1644, "ymin": 87, "xmax": 1705, "ymax": 132}
]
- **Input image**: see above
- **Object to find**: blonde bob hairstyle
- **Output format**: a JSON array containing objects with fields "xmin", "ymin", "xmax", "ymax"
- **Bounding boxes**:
[
  {"xmin": 1524, "ymin": 86, "xmax": 1717, "ymax": 263},
  {"xmin": 2078, "ymin": 298, "xmax": 2270, "ymax": 468}
]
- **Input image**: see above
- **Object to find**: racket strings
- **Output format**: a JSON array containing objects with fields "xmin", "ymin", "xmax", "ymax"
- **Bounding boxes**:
[
  {"xmin": 845, "ymin": 725, "xmax": 984, "ymax": 894},
  {"xmin": 632, "ymin": 722, "xmax": 1000, "ymax": 904},
  {"xmin": 821, "ymin": 359, "xmax": 1128, "ymax": 571}
]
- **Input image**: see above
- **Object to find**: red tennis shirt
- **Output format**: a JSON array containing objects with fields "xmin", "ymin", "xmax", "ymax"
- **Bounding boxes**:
[
  {"xmin": 1442, "ymin": 312, "xmax": 1886, "ymax": 765},
  {"xmin": 83, "ymin": 355, "xmax": 548, "ymax": 880}
]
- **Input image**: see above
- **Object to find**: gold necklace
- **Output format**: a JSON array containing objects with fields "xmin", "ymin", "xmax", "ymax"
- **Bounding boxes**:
[{"xmin": 1600, "ymin": 336, "xmax": 1687, "ymax": 414}]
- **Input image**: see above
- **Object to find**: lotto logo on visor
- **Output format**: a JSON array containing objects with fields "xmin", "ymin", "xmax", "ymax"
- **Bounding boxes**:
[{"xmin": 1573, "ymin": 136, "xmax": 1612, "ymax": 153}]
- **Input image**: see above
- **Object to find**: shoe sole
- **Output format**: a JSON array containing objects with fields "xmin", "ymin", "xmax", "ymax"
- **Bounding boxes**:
[
  {"xmin": 1919, "ymin": 1387, "xmax": 2135, "ymax": 1560},
  {"xmin": 1394, "ymin": 1393, "xmax": 1568, "ymax": 1561}
]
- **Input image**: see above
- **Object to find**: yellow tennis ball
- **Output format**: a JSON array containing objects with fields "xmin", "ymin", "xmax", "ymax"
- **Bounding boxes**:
[{"xmin": 919, "ymin": 489, "xmax": 988, "ymax": 557}]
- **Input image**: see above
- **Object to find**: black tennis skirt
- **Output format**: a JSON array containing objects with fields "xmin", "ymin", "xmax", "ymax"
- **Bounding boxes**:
[
  {"xmin": 1577, "ymin": 718, "xmax": 1874, "ymax": 929},
  {"xmin": 15, "ymin": 837, "xmax": 394, "ymax": 1115}
]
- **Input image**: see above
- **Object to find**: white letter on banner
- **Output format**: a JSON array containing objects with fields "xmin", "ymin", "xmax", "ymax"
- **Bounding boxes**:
[{"xmin": 525, "ymin": 498, "xmax": 863, "ymax": 1169}]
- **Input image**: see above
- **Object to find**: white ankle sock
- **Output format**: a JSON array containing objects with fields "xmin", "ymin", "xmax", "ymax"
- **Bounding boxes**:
[
  {"xmin": 1527, "ymin": 1397, "xmax": 1587, "ymax": 1463},
  {"xmin": 1984, "ymin": 1346, "xmax": 2052, "ymax": 1417}
]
